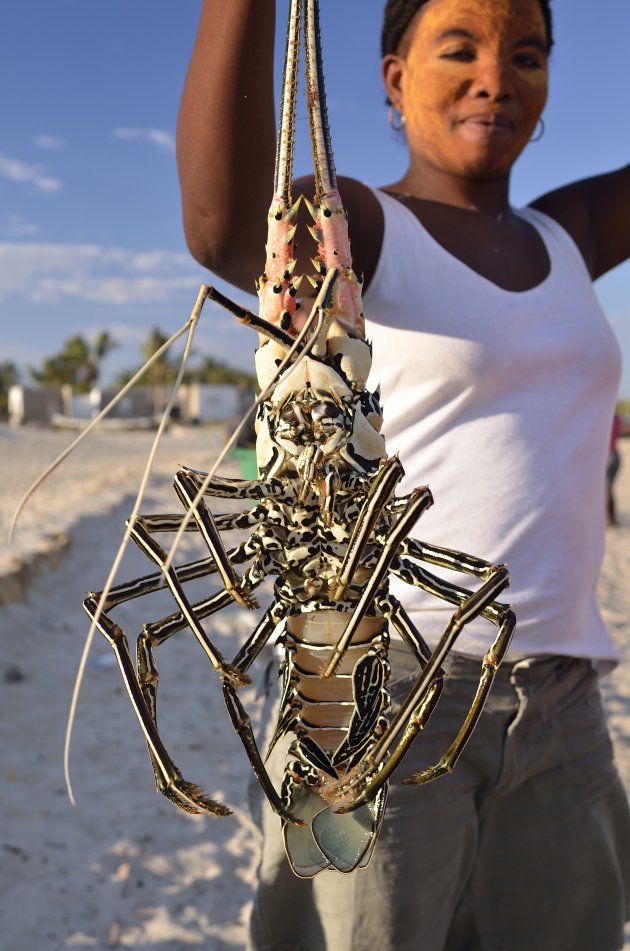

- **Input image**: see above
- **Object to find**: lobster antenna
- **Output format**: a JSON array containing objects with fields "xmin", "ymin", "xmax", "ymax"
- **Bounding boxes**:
[
  {"xmin": 304, "ymin": 0, "xmax": 336, "ymax": 202},
  {"xmin": 274, "ymin": 0, "xmax": 302, "ymax": 203},
  {"xmin": 63, "ymin": 286, "xmax": 208, "ymax": 805}
]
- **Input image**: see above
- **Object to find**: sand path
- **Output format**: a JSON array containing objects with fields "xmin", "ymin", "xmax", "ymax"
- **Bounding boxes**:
[{"xmin": 1, "ymin": 426, "xmax": 629, "ymax": 949}]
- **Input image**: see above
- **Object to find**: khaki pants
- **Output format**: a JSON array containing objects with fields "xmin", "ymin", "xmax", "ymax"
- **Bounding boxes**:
[{"xmin": 247, "ymin": 648, "xmax": 630, "ymax": 951}]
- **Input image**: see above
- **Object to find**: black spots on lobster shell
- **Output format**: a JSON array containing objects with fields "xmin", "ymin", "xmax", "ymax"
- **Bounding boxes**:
[
  {"xmin": 258, "ymin": 448, "xmax": 282, "ymax": 480},
  {"xmin": 297, "ymin": 736, "xmax": 338, "ymax": 779},
  {"xmin": 359, "ymin": 389, "xmax": 382, "ymax": 418},
  {"xmin": 296, "ymin": 510, "xmax": 318, "ymax": 530},
  {"xmin": 327, "ymin": 351, "xmax": 349, "ymax": 385},
  {"xmin": 353, "ymin": 654, "xmax": 386, "ymax": 717},
  {"xmin": 331, "ymin": 655, "xmax": 386, "ymax": 769},
  {"xmin": 344, "ymin": 441, "xmax": 379, "ymax": 472}
]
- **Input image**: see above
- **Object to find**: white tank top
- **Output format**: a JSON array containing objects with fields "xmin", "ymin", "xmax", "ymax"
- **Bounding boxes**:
[{"xmin": 363, "ymin": 188, "xmax": 622, "ymax": 665}]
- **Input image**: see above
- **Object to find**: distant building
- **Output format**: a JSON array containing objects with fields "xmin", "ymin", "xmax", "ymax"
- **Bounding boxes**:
[
  {"xmin": 7, "ymin": 382, "xmax": 249, "ymax": 429},
  {"xmin": 8, "ymin": 385, "xmax": 63, "ymax": 426}
]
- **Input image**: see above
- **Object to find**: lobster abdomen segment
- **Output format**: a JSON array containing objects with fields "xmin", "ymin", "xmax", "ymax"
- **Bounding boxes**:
[{"xmin": 279, "ymin": 610, "xmax": 390, "ymax": 875}]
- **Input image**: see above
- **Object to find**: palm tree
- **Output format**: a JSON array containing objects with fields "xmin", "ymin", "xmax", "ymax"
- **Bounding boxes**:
[
  {"xmin": 30, "ymin": 332, "xmax": 117, "ymax": 393},
  {"xmin": 84, "ymin": 331, "xmax": 118, "ymax": 390},
  {"xmin": 140, "ymin": 327, "xmax": 178, "ymax": 388}
]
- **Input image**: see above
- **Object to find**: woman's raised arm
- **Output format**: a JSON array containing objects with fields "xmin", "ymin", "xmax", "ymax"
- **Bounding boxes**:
[
  {"xmin": 533, "ymin": 163, "xmax": 630, "ymax": 280},
  {"xmin": 176, "ymin": 0, "xmax": 277, "ymax": 291}
]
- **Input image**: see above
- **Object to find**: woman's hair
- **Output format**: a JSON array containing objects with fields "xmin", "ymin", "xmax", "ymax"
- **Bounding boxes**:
[{"xmin": 381, "ymin": 0, "xmax": 554, "ymax": 57}]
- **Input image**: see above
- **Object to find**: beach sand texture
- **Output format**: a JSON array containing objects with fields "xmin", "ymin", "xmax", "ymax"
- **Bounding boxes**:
[{"xmin": 1, "ymin": 423, "xmax": 629, "ymax": 950}]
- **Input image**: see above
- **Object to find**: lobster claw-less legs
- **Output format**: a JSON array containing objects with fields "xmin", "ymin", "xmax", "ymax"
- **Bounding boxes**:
[
  {"xmin": 334, "ymin": 574, "xmax": 515, "ymax": 813},
  {"xmin": 325, "ymin": 479, "xmax": 434, "ymax": 678},
  {"xmin": 84, "ymin": 591, "xmax": 234, "ymax": 817},
  {"xmin": 223, "ymin": 601, "xmax": 305, "ymax": 826},
  {"xmin": 83, "ymin": 495, "xmax": 277, "ymax": 817}
]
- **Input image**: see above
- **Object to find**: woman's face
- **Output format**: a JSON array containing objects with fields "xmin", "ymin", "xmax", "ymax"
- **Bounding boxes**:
[{"xmin": 383, "ymin": 0, "xmax": 549, "ymax": 180}]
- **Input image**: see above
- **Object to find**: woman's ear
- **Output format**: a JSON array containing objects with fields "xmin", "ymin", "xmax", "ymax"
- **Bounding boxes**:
[{"xmin": 381, "ymin": 54, "xmax": 405, "ymax": 108}]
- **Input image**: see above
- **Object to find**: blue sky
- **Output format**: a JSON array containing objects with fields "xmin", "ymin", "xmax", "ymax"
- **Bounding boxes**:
[{"xmin": 2, "ymin": 0, "xmax": 630, "ymax": 394}]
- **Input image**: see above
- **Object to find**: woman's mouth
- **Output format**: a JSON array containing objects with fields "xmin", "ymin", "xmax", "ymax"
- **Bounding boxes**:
[{"xmin": 459, "ymin": 113, "xmax": 515, "ymax": 136}]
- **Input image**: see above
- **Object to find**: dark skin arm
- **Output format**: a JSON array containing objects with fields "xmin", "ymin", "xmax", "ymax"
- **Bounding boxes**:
[
  {"xmin": 532, "ymin": 163, "xmax": 630, "ymax": 280},
  {"xmin": 176, "ymin": 0, "xmax": 276, "ymax": 288},
  {"xmin": 176, "ymin": 0, "xmax": 381, "ymax": 295}
]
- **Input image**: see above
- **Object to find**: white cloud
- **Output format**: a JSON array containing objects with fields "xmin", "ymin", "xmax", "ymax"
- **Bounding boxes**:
[
  {"xmin": 0, "ymin": 214, "xmax": 39, "ymax": 238},
  {"xmin": 0, "ymin": 242, "xmax": 203, "ymax": 305},
  {"xmin": 0, "ymin": 153, "xmax": 62, "ymax": 193},
  {"xmin": 34, "ymin": 134, "xmax": 67, "ymax": 150},
  {"xmin": 112, "ymin": 127, "xmax": 175, "ymax": 153}
]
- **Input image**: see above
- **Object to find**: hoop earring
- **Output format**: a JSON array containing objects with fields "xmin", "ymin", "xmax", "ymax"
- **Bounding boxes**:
[
  {"xmin": 388, "ymin": 105, "xmax": 406, "ymax": 132},
  {"xmin": 530, "ymin": 116, "xmax": 545, "ymax": 143}
]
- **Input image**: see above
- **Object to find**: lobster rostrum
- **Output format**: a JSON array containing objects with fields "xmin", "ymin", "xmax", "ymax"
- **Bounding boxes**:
[{"xmin": 82, "ymin": 0, "xmax": 516, "ymax": 878}]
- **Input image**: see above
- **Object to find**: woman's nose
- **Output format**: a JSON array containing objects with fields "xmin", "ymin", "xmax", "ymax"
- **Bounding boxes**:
[{"xmin": 469, "ymin": 58, "xmax": 513, "ymax": 101}]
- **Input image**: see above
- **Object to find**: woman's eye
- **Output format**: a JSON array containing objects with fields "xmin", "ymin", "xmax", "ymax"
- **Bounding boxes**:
[
  {"xmin": 512, "ymin": 52, "xmax": 544, "ymax": 69},
  {"xmin": 440, "ymin": 47, "xmax": 476, "ymax": 63}
]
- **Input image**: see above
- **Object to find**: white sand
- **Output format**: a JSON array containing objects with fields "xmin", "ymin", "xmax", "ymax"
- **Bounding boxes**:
[{"xmin": 1, "ymin": 424, "xmax": 629, "ymax": 950}]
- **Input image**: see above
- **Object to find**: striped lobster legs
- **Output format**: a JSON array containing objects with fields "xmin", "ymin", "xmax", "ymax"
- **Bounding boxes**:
[{"xmin": 84, "ymin": 0, "xmax": 516, "ymax": 878}]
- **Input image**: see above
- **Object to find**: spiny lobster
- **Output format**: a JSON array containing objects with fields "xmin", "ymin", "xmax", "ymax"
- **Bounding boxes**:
[{"xmin": 82, "ymin": 0, "xmax": 516, "ymax": 877}]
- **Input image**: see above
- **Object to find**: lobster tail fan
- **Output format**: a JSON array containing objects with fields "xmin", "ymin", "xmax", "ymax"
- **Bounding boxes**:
[
  {"xmin": 283, "ymin": 786, "xmax": 333, "ymax": 878},
  {"xmin": 311, "ymin": 787, "xmax": 387, "ymax": 872},
  {"xmin": 282, "ymin": 784, "xmax": 388, "ymax": 877}
]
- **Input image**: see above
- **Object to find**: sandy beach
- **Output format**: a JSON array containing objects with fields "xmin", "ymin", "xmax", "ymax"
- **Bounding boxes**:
[{"xmin": 1, "ymin": 422, "xmax": 630, "ymax": 950}]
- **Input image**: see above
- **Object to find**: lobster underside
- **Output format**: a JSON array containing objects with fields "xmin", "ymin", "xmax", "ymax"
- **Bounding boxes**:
[{"xmin": 83, "ymin": 0, "xmax": 516, "ymax": 876}]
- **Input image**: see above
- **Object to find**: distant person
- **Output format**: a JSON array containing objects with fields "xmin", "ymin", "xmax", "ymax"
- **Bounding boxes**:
[
  {"xmin": 177, "ymin": 1, "xmax": 630, "ymax": 949},
  {"xmin": 607, "ymin": 412, "xmax": 623, "ymax": 526}
]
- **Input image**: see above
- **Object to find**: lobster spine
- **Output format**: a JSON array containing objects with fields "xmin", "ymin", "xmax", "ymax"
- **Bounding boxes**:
[
  {"xmin": 257, "ymin": 0, "xmax": 303, "ymax": 333},
  {"xmin": 303, "ymin": 0, "xmax": 364, "ymax": 337}
]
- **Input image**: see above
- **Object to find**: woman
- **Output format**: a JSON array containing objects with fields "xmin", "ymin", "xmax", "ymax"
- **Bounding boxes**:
[{"xmin": 177, "ymin": 1, "xmax": 630, "ymax": 948}]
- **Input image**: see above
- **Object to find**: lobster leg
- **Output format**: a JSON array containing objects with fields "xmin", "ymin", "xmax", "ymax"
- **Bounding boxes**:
[
  {"xmin": 334, "ymin": 572, "xmax": 514, "ymax": 812},
  {"xmin": 324, "ymin": 486, "xmax": 434, "ymax": 677},
  {"xmin": 402, "ymin": 608, "xmax": 516, "ymax": 785},
  {"xmin": 392, "ymin": 553, "xmax": 510, "ymax": 627},
  {"xmin": 173, "ymin": 471, "xmax": 259, "ymax": 610},
  {"xmin": 83, "ymin": 593, "xmax": 232, "ymax": 817},
  {"xmin": 182, "ymin": 467, "xmax": 298, "ymax": 504},
  {"xmin": 332, "ymin": 454, "xmax": 406, "ymax": 601},
  {"xmin": 98, "ymin": 505, "xmax": 271, "ymax": 611},
  {"xmin": 126, "ymin": 516, "xmax": 252, "ymax": 688},
  {"xmin": 400, "ymin": 536, "xmax": 507, "ymax": 581},
  {"xmin": 222, "ymin": 602, "xmax": 305, "ymax": 826},
  {"xmin": 375, "ymin": 592, "xmax": 445, "ymax": 720}
]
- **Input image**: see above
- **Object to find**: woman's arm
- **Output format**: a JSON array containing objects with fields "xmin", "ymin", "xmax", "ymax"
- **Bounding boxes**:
[
  {"xmin": 532, "ymin": 163, "xmax": 630, "ymax": 280},
  {"xmin": 177, "ymin": 1, "xmax": 383, "ymax": 294},
  {"xmin": 176, "ymin": 0, "xmax": 277, "ymax": 291}
]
